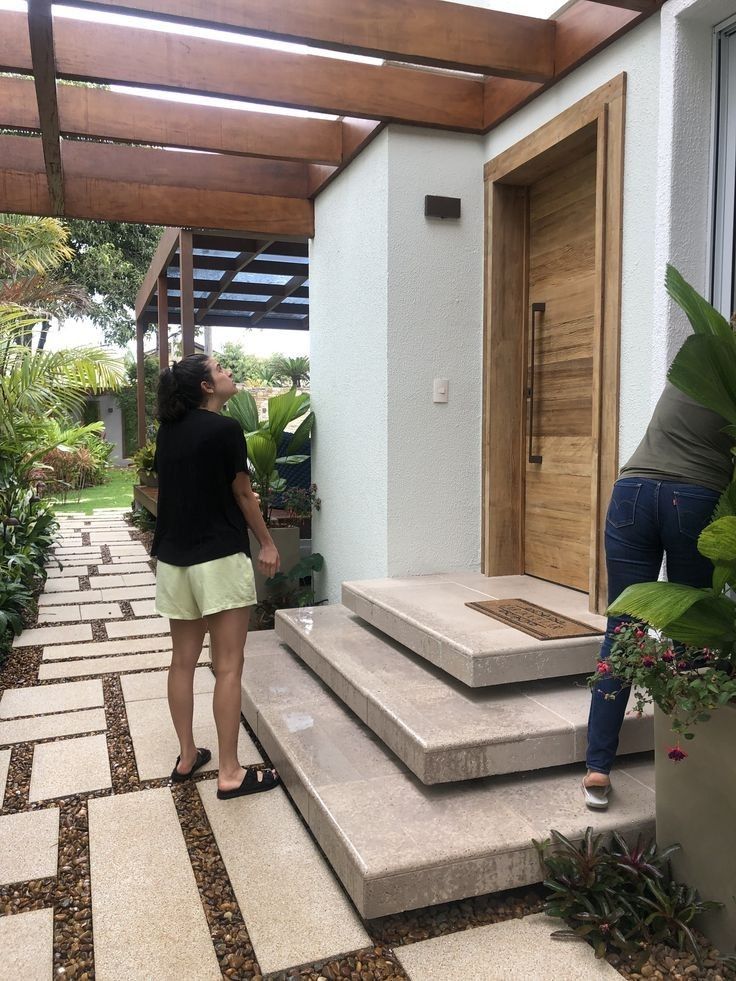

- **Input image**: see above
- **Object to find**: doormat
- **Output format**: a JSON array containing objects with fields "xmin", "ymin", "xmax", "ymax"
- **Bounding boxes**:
[{"xmin": 465, "ymin": 598, "xmax": 604, "ymax": 641}]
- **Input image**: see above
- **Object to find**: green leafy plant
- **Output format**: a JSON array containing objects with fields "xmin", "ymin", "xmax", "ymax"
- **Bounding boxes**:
[
  {"xmin": 535, "ymin": 828, "xmax": 720, "ymax": 966},
  {"xmin": 251, "ymin": 553, "xmax": 325, "ymax": 630},
  {"xmin": 132, "ymin": 440, "xmax": 156, "ymax": 474},
  {"xmin": 599, "ymin": 265, "xmax": 736, "ymax": 749},
  {"xmin": 225, "ymin": 388, "xmax": 313, "ymax": 523},
  {"xmin": 282, "ymin": 484, "xmax": 321, "ymax": 521}
]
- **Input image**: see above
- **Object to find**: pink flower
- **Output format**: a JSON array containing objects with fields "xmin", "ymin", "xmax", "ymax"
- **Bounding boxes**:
[
  {"xmin": 596, "ymin": 661, "xmax": 611, "ymax": 675},
  {"xmin": 667, "ymin": 745, "xmax": 688, "ymax": 763},
  {"xmin": 677, "ymin": 661, "xmax": 689, "ymax": 671},
  {"xmin": 613, "ymin": 625, "xmax": 622, "ymax": 634},
  {"xmin": 634, "ymin": 629, "xmax": 645, "ymax": 639},
  {"xmin": 642, "ymin": 655, "xmax": 656, "ymax": 668},
  {"xmin": 662, "ymin": 649, "xmax": 675, "ymax": 662}
]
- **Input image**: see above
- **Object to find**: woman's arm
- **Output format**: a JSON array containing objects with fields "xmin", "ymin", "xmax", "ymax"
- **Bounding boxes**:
[{"xmin": 231, "ymin": 471, "xmax": 280, "ymax": 577}]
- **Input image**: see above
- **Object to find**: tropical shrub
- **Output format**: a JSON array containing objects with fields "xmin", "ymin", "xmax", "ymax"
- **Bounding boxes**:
[
  {"xmin": 225, "ymin": 387, "xmax": 313, "ymax": 523},
  {"xmin": 536, "ymin": 828, "xmax": 722, "ymax": 967}
]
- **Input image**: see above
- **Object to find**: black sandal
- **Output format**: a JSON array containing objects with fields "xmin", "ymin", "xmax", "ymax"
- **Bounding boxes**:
[
  {"xmin": 216, "ymin": 765, "xmax": 280, "ymax": 800},
  {"xmin": 171, "ymin": 747, "xmax": 212, "ymax": 783}
]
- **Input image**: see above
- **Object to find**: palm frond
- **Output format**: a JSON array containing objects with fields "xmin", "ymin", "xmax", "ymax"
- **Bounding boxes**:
[{"xmin": 0, "ymin": 214, "xmax": 73, "ymax": 276}]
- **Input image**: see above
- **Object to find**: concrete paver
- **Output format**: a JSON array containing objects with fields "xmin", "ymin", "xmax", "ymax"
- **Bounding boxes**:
[
  {"xmin": 200, "ymin": 783, "xmax": 370, "ymax": 974},
  {"xmin": 88, "ymin": 789, "xmax": 221, "ymax": 980},
  {"xmin": 95, "ymin": 561, "xmax": 151, "ymax": 575},
  {"xmin": 0, "ymin": 907, "xmax": 54, "ymax": 980},
  {"xmin": 0, "ymin": 808, "xmax": 59, "ymax": 884},
  {"xmin": 0, "ymin": 707, "xmax": 106, "ymax": 746},
  {"xmin": 80, "ymin": 603, "xmax": 124, "ymax": 621},
  {"xmin": 87, "ymin": 575, "xmax": 125, "ymax": 589},
  {"xmin": 395, "ymin": 913, "xmax": 621, "ymax": 980},
  {"xmin": 45, "ymin": 565, "xmax": 89, "ymax": 578},
  {"xmin": 39, "ymin": 589, "xmax": 104, "ymax": 606},
  {"xmin": 126, "ymin": 693, "xmax": 260, "ymax": 780},
  {"xmin": 121, "ymin": 666, "xmax": 214, "ymax": 702},
  {"xmin": 30, "ymin": 733, "xmax": 112, "ymax": 801},
  {"xmin": 98, "ymin": 586, "xmax": 157, "ymax": 603},
  {"xmin": 39, "ymin": 650, "xmax": 210, "ymax": 680},
  {"xmin": 36, "ymin": 604, "xmax": 82, "ymax": 625},
  {"xmin": 43, "ymin": 635, "xmax": 194, "ymax": 661},
  {"xmin": 39, "ymin": 577, "xmax": 81, "ymax": 593},
  {"xmin": 121, "ymin": 572, "xmax": 156, "ymax": 587},
  {"xmin": 0, "ymin": 749, "xmax": 10, "ymax": 805},
  {"xmin": 12, "ymin": 623, "xmax": 93, "ymax": 648},
  {"xmin": 130, "ymin": 600, "xmax": 156, "ymax": 617},
  {"xmin": 0, "ymin": 679, "xmax": 104, "ymax": 718},
  {"xmin": 106, "ymin": 618, "xmax": 167, "ymax": 639}
]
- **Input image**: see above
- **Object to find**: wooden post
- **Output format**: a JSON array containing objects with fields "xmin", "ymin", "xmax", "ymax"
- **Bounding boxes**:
[
  {"xmin": 179, "ymin": 229, "xmax": 195, "ymax": 357},
  {"xmin": 157, "ymin": 273, "xmax": 169, "ymax": 369},
  {"xmin": 136, "ymin": 317, "xmax": 146, "ymax": 449}
]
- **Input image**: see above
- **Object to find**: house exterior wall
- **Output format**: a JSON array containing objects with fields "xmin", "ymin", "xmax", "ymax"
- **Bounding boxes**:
[
  {"xmin": 311, "ymin": 2, "xmax": 727, "ymax": 602},
  {"xmin": 94, "ymin": 394, "xmax": 126, "ymax": 466},
  {"xmin": 310, "ymin": 134, "xmax": 390, "ymax": 602}
]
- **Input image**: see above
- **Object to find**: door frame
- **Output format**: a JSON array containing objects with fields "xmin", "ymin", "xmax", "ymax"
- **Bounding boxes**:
[{"xmin": 481, "ymin": 74, "xmax": 626, "ymax": 614}]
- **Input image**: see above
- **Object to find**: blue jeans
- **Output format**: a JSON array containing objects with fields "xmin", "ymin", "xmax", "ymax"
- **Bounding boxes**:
[{"xmin": 586, "ymin": 477, "xmax": 720, "ymax": 774}]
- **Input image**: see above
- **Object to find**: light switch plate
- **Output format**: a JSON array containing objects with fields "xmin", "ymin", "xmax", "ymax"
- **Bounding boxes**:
[{"xmin": 433, "ymin": 378, "xmax": 449, "ymax": 403}]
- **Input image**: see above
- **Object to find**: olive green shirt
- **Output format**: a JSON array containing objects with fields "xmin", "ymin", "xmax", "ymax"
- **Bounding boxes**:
[{"xmin": 620, "ymin": 383, "xmax": 734, "ymax": 492}]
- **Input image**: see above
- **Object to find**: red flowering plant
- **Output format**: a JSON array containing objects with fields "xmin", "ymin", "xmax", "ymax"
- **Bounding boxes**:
[{"xmin": 589, "ymin": 266, "xmax": 736, "ymax": 759}]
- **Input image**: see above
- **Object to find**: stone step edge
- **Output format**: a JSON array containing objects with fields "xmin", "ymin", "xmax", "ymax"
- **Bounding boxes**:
[
  {"xmin": 274, "ymin": 608, "xmax": 653, "ymax": 785},
  {"xmin": 341, "ymin": 580, "xmax": 598, "ymax": 687},
  {"xmin": 240, "ymin": 639, "xmax": 655, "ymax": 919}
]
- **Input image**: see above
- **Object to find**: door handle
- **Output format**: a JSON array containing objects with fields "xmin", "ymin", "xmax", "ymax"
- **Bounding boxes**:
[{"xmin": 528, "ymin": 302, "xmax": 544, "ymax": 464}]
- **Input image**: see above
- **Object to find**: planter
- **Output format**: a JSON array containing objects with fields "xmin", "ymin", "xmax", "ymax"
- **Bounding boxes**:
[
  {"xmin": 137, "ymin": 469, "xmax": 158, "ymax": 488},
  {"xmin": 248, "ymin": 525, "xmax": 300, "ymax": 602},
  {"xmin": 654, "ymin": 705, "xmax": 736, "ymax": 954}
]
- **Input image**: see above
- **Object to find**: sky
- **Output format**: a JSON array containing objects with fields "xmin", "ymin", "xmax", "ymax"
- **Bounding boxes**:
[{"xmin": 4, "ymin": 0, "xmax": 561, "ymax": 357}]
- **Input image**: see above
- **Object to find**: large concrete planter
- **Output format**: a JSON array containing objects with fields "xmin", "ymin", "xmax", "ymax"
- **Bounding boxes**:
[
  {"xmin": 654, "ymin": 705, "xmax": 736, "ymax": 954},
  {"xmin": 248, "ymin": 526, "xmax": 300, "ymax": 602}
]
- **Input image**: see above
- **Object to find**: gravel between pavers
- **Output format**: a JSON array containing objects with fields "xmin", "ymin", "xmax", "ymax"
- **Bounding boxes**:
[{"xmin": 1, "ymin": 515, "xmax": 733, "ymax": 980}]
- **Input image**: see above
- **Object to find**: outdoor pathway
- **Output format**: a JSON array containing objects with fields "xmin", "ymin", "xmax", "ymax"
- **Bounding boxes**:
[{"xmin": 0, "ymin": 509, "xmax": 623, "ymax": 981}]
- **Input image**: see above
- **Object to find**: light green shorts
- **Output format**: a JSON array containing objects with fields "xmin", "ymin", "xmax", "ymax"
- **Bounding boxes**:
[{"xmin": 155, "ymin": 552, "xmax": 257, "ymax": 620}]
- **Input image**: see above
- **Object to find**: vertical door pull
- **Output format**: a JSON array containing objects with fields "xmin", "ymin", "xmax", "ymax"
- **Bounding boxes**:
[{"xmin": 528, "ymin": 302, "xmax": 544, "ymax": 464}]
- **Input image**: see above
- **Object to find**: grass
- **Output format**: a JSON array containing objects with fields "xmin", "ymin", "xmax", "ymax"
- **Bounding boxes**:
[{"xmin": 50, "ymin": 467, "xmax": 137, "ymax": 515}]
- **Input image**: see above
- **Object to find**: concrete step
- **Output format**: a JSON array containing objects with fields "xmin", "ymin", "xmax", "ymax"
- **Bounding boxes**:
[
  {"xmin": 275, "ymin": 605, "xmax": 653, "ymax": 784},
  {"xmin": 241, "ymin": 633, "xmax": 655, "ymax": 919},
  {"xmin": 342, "ymin": 572, "xmax": 606, "ymax": 687}
]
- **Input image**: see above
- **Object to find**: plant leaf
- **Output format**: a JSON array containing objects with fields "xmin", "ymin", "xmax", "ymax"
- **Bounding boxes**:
[
  {"xmin": 668, "ymin": 335, "xmax": 736, "ymax": 425},
  {"xmin": 665, "ymin": 264, "xmax": 733, "ymax": 339}
]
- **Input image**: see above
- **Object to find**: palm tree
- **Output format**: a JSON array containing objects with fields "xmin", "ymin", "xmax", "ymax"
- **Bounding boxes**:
[{"xmin": 268, "ymin": 354, "xmax": 310, "ymax": 388}]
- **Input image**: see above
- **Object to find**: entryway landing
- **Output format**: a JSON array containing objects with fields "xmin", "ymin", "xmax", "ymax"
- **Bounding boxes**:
[{"xmin": 342, "ymin": 572, "xmax": 606, "ymax": 688}]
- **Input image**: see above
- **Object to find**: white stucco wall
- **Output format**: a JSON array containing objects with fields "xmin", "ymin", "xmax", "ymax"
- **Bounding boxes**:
[
  {"xmin": 310, "ymin": 133, "xmax": 390, "ymax": 601},
  {"xmin": 386, "ymin": 129, "xmax": 486, "ymax": 577},
  {"xmin": 92, "ymin": 394, "xmax": 126, "ymax": 466}
]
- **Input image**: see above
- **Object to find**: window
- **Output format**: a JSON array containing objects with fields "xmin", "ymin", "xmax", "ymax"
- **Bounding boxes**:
[{"xmin": 711, "ymin": 17, "xmax": 736, "ymax": 317}]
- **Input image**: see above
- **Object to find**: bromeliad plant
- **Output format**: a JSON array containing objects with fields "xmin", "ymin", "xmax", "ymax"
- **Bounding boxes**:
[
  {"xmin": 225, "ymin": 387, "xmax": 313, "ymax": 523},
  {"xmin": 591, "ymin": 265, "xmax": 736, "ymax": 754},
  {"xmin": 535, "ymin": 828, "xmax": 721, "ymax": 966}
]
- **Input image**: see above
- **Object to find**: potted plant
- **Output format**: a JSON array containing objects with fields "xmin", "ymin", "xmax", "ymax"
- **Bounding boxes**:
[
  {"xmin": 225, "ymin": 386, "xmax": 313, "ymax": 600},
  {"xmin": 589, "ymin": 264, "xmax": 736, "ymax": 953},
  {"xmin": 132, "ymin": 439, "xmax": 157, "ymax": 487},
  {"xmin": 282, "ymin": 483, "xmax": 321, "ymax": 539}
]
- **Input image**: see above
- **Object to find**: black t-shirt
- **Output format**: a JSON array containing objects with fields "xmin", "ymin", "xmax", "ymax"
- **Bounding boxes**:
[{"xmin": 151, "ymin": 410, "xmax": 251, "ymax": 566}]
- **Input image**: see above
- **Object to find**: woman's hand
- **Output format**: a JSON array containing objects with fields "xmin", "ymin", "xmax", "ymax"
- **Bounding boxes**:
[{"xmin": 258, "ymin": 543, "xmax": 280, "ymax": 578}]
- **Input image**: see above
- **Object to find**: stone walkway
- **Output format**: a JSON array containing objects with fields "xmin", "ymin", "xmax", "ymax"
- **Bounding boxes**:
[{"xmin": 0, "ymin": 509, "xmax": 622, "ymax": 981}]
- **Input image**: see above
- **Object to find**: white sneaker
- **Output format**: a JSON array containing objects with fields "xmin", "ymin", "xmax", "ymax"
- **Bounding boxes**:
[{"xmin": 582, "ymin": 778, "xmax": 611, "ymax": 809}]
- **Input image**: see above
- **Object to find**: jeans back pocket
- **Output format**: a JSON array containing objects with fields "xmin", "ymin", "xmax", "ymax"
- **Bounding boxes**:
[
  {"xmin": 673, "ymin": 489, "xmax": 720, "ymax": 541},
  {"xmin": 607, "ymin": 481, "xmax": 642, "ymax": 529}
]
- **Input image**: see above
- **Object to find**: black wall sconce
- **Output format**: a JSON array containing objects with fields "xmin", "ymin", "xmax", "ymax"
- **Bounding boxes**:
[{"xmin": 424, "ymin": 195, "xmax": 461, "ymax": 220}]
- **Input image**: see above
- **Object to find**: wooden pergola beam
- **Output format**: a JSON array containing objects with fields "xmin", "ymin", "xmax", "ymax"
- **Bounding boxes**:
[
  {"xmin": 136, "ymin": 317, "xmax": 147, "ymax": 448},
  {"xmin": 157, "ymin": 273, "xmax": 169, "ymax": 370},
  {"xmin": 60, "ymin": 139, "xmax": 309, "ymax": 198},
  {"xmin": 135, "ymin": 227, "xmax": 180, "ymax": 319},
  {"xmin": 6, "ymin": 13, "xmax": 484, "ymax": 131},
  {"xmin": 60, "ymin": 0, "xmax": 556, "ymax": 81},
  {"xmin": 250, "ymin": 274, "xmax": 308, "ymax": 327},
  {"xmin": 168, "ymin": 279, "xmax": 308, "ymax": 299},
  {"xmin": 0, "ymin": 76, "xmax": 343, "ymax": 165},
  {"xmin": 194, "ymin": 242, "xmax": 272, "ymax": 324},
  {"xmin": 179, "ymin": 230, "xmax": 195, "ymax": 357},
  {"xmin": 483, "ymin": 0, "xmax": 662, "ymax": 131},
  {"xmin": 0, "ymin": 136, "xmax": 314, "ymax": 236},
  {"xmin": 27, "ymin": 0, "xmax": 64, "ymax": 215}
]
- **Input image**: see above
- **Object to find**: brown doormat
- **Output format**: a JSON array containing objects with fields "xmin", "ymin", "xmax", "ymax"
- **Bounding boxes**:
[{"xmin": 465, "ymin": 598, "xmax": 605, "ymax": 641}]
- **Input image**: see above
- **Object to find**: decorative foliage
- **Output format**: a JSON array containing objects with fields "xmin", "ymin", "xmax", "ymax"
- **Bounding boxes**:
[{"xmin": 535, "ymin": 828, "xmax": 721, "ymax": 966}]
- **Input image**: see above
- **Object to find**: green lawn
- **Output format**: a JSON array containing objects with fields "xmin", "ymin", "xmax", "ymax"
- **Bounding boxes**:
[{"xmin": 50, "ymin": 467, "xmax": 137, "ymax": 515}]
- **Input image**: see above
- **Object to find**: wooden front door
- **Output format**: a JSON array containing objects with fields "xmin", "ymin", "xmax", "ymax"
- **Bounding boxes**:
[{"xmin": 524, "ymin": 150, "xmax": 597, "ymax": 591}]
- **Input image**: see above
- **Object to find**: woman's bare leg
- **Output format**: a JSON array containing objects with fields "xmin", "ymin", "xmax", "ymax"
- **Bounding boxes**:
[
  {"xmin": 168, "ymin": 617, "xmax": 207, "ymax": 774},
  {"xmin": 207, "ymin": 606, "xmax": 250, "ymax": 791}
]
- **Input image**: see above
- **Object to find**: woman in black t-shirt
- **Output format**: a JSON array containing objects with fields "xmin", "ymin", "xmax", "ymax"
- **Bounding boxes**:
[{"xmin": 152, "ymin": 354, "xmax": 281, "ymax": 800}]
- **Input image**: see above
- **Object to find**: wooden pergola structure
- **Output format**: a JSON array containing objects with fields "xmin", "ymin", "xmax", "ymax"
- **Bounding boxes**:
[
  {"xmin": 134, "ymin": 228, "xmax": 309, "ymax": 445},
  {"xmin": 0, "ymin": 0, "xmax": 664, "ymax": 234},
  {"xmin": 0, "ymin": 0, "xmax": 665, "ymax": 446}
]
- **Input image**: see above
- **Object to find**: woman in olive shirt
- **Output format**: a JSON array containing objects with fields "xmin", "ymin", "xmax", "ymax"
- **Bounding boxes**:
[{"xmin": 584, "ymin": 382, "xmax": 732, "ymax": 808}]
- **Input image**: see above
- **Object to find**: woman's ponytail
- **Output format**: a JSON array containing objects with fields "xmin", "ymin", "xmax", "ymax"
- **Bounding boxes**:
[{"xmin": 156, "ymin": 354, "xmax": 212, "ymax": 423}]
